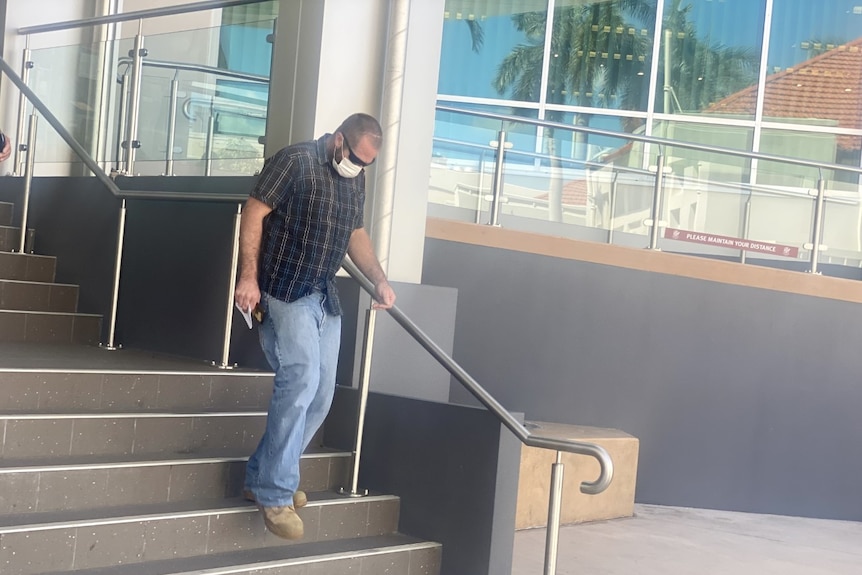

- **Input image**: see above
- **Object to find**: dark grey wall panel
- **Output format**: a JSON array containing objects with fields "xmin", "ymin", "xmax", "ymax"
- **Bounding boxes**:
[
  {"xmin": 326, "ymin": 386, "xmax": 520, "ymax": 575},
  {"xmin": 370, "ymin": 281, "xmax": 458, "ymax": 402},
  {"xmin": 423, "ymin": 237, "xmax": 862, "ymax": 521}
]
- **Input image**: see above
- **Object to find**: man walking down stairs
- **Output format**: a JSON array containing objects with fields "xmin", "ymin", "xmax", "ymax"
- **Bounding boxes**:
[{"xmin": 0, "ymin": 198, "xmax": 440, "ymax": 573}]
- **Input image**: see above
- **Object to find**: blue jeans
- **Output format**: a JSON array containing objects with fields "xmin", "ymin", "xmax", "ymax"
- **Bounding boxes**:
[{"xmin": 244, "ymin": 291, "xmax": 341, "ymax": 507}]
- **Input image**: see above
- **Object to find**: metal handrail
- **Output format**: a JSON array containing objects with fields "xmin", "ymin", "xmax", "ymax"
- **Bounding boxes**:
[
  {"xmin": 117, "ymin": 57, "xmax": 270, "ymax": 84},
  {"xmin": 0, "ymin": 57, "xmax": 121, "ymax": 196},
  {"xmin": 436, "ymin": 105, "xmax": 862, "ymax": 177},
  {"xmin": 339, "ymin": 258, "xmax": 614, "ymax": 494},
  {"xmin": 18, "ymin": 0, "xmax": 270, "ymax": 35}
]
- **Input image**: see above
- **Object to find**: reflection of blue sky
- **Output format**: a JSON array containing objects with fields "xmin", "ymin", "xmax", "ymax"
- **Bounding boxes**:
[
  {"xmin": 438, "ymin": 14, "xmax": 533, "ymax": 100},
  {"xmin": 768, "ymin": 0, "xmax": 862, "ymax": 69}
]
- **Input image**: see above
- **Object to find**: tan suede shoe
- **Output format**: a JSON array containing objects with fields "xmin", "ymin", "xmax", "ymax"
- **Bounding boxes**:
[
  {"xmin": 243, "ymin": 489, "xmax": 307, "ymax": 508},
  {"xmin": 259, "ymin": 504, "xmax": 304, "ymax": 540}
]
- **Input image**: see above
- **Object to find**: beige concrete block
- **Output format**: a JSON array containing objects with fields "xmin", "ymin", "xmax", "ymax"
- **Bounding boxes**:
[{"xmin": 516, "ymin": 422, "xmax": 639, "ymax": 529}]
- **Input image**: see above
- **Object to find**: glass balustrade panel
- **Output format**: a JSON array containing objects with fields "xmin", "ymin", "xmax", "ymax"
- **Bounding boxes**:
[
  {"xmin": 431, "ymin": 103, "xmax": 540, "ymax": 224},
  {"xmin": 118, "ymin": 19, "xmax": 273, "ymax": 176},
  {"xmin": 25, "ymin": 18, "xmax": 273, "ymax": 177},
  {"xmin": 27, "ymin": 39, "xmax": 119, "ymax": 171}
]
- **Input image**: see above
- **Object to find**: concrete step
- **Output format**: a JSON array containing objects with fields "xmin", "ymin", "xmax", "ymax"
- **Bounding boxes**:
[
  {"xmin": 0, "ymin": 279, "xmax": 78, "ymax": 313},
  {"xmin": 43, "ymin": 534, "xmax": 441, "ymax": 575},
  {"xmin": 0, "ymin": 225, "xmax": 36, "ymax": 253},
  {"xmin": 0, "ymin": 310, "xmax": 100, "ymax": 344},
  {"xmin": 0, "ymin": 371, "xmax": 274, "ymax": 412},
  {"xmin": 0, "ymin": 493, "xmax": 402, "ymax": 575},
  {"xmin": 0, "ymin": 252, "xmax": 56, "ymax": 282},
  {"xmin": 0, "ymin": 450, "xmax": 350, "ymax": 514},
  {"xmin": 0, "ymin": 412, "xmax": 267, "ymax": 460}
]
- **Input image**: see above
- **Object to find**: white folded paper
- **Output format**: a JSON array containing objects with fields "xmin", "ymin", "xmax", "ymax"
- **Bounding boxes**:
[{"xmin": 235, "ymin": 302, "xmax": 253, "ymax": 329}]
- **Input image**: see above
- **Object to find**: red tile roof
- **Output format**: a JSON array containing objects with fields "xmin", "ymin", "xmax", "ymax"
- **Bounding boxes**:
[
  {"xmin": 537, "ymin": 178, "xmax": 589, "ymax": 206},
  {"xmin": 708, "ymin": 37, "xmax": 862, "ymax": 149}
]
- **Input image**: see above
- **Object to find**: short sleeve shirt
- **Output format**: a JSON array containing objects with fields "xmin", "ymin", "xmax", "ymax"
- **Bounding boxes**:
[{"xmin": 250, "ymin": 134, "xmax": 365, "ymax": 315}]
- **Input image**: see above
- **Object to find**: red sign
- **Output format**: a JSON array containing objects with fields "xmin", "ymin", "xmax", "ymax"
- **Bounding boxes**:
[{"xmin": 663, "ymin": 228, "xmax": 800, "ymax": 259}]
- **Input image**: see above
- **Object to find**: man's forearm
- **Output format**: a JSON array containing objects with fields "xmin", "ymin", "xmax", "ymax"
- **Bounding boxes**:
[
  {"xmin": 347, "ymin": 228, "xmax": 387, "ymax": 286},
  {"xmin": 239, "ymin": 198, "xmax": 271, "ymax": 282}
]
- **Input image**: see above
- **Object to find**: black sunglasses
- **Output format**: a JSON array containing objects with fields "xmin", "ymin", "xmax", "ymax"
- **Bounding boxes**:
[{"xmin": 340, "ymin": 133, "xmax": 374, "ymax": 167}]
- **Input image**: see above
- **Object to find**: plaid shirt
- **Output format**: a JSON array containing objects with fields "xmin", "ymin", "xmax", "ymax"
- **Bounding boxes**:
[{"xmin": 250, "ymin": 134, "xmax": 365, "ymax": 315}]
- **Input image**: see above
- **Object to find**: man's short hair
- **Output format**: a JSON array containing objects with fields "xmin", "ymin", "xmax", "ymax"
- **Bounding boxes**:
[{"xmin": 337, "ymin": 113, "xmax": 383, "ymax": 150}]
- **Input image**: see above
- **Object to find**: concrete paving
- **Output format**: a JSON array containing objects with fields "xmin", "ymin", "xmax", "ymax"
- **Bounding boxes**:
[{"xmin": 512, "ymin": 504, "xmax": 862, "ymax": 574}]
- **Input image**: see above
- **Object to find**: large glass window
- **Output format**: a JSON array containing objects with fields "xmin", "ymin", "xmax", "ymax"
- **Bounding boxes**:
[
  {"xmin": 547, "ymin": 0, "xmax": 657, "ymax": 111},
  {"xmin": 764, "ymin": 0, "xmax": 862, "ymax": 129},
  {"xmin": 438, "ymin": 1, "xmax": 550, "ymax": 102},
  {"xmin": 757, "ymin": 128, "xmax": 862, "ymax": 189},
  {"xmin": 545, "ymin": 110, "xmax": 645, "ymax": 162},
  {"xmin": 657, "ymin": 0, "xmax": 765, "ymax": 117}
]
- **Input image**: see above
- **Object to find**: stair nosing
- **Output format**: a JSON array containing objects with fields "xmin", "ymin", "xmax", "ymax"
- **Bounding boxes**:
[
  {"xmin": 0, "ymin": 411, "xmax": 268, "ymax": 420},
  {"xmin": 0, "ymin": 309, "xmax": 101, "ymax": 318},
  {"xmin": 0, "ymin": 494, "xmax": 400, "ymax": 535},
  {"xmin": 0, "ymin": 450, "xmax": 350, "ymax": 474},
  {"xmin": 0, "ymin": 278, "xmax": 78, "ymax": 288},
  {"xmin": 0, "ymin": 367, "xmax": 274, "ymax": 376},
  {"xmin": 167, "ymin": 541, "xmax": 441, "ymax": 575},
  {"xmin": 0, "ymin": 252, "xmax": 54, "ymax": 260}
]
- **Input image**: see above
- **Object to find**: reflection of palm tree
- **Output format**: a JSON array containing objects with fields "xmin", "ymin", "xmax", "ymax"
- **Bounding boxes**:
[
  {"xmin": 660, "ymin": 0, "xmax": 759, "ymax": 115},
  {"xmin": 491, "ymin": 2, "xmax": 654, "ymax": 220}
]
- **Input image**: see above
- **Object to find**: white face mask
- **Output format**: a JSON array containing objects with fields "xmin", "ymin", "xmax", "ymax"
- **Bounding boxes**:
[{"xmin": 332, "ymin": 140, "xmax": 364, "ymax": 178}]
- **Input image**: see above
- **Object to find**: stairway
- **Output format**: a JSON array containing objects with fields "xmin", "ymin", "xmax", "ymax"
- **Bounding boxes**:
[
  {"xmin": 0, "ymin": 201, "xmax": 100, "ymax": 345},
  {"xmin": 0, "ymin": 199, "xmax": 442, "ymax": 574}
]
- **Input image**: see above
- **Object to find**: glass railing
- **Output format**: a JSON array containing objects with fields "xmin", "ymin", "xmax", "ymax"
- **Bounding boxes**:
[
  {"xmin": 431, "ymin": 106, "xmax": 862, "ymax": 275},
  {"xmin": 26, "ymin": 18, "xmax": 273, "ymax": 176}
]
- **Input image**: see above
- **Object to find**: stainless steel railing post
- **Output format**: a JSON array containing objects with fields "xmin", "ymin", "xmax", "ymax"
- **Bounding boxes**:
[
  {"xmin": 215, "ymin": 203, "xmax": 243, "ymax": 369},
  {"xmin": 543, "ymin": 451, "xmax": 565, "ymax": 575},
  {"xmin": 809, "ymin": 178, "xmax": 826, "ymax": 274},
  {"xmin": 740, "ymin": 192, "xmax": 753, "ymax": 264},
  {"xmin": 164, "ymin": 77, "xmax": 179, "ymax": 176},
  {"xmin": 13, "ymin": 40, "xmax": 33, "ymax": 177},
  {"xmin": 204, "ymin": 104, "xmax": 215, "ymax": 176},
  {"xmin": 339, "ymin": 307, "xmax": 377, "ymax": 498},
  {"xmin": 489, "ymin": 130, "xmax": 507, "ymax": 226},
  {"xmin": 124, "ymin": 20, "xmax": 146, "ymax": 175},
  {"xmin": 607, "ymin": 171, "xmax": 619, "ymax": 245},
  {"xmin": 18, "ymin": 113, "xmax": 37, "ymax": 253},
  {"xmin": 102, "ymin": 198, "xmax": 127, "ymax": 351},
  {"xmin": 116, "ymin": 73, "xmax": 129, "ymax": 171},
  {"xmin": 648, "ymin": 151, "xmax": 666, "ymax": 250},
  {"xmin": 476, "ymin": 150, "xmax": 487, "ymax": 225}
]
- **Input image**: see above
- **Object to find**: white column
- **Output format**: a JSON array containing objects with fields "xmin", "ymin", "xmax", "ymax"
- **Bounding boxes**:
[{"xmin": 268, "ymin": 0, "xmax": 445, "ymax": 284}]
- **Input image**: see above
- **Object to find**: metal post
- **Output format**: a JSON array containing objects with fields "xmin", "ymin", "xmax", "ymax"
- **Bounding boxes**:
[
  {"xmin": 476, "ymin": 150, "xmax": 486, "ymax": 225},
  {"xmin": 164, "ymin": 77, "xmax": 179, "ymax": 176},
  {"xmin": 809, "ymin": 178, "xmax": 826, "ymax": 274},
  {"xmin": 543, "ymin": 451, "xmax": 565, "ymax": 575},
  {"xmin": 740, "ymin": 193, "xmax": 752, "ymax": 264},
  {"xmin": 663, "ymin": 29, "xmax": 673, "ymax": 115},
  {"xmin": 215, "ymin": 203, "xmax": 243, "ymax": 369},
  {"xmin": 124, "ymin": 20, "xmax": 146, "ymax": 175},
  {"xmin": 339, "ymin": 307, "xmax": 377, "ymax": 498},
  {"xmin": 18, "ymin": 114, "xmax": 38, "ymax": 254},
  {"xmin": 489, "ymin": 130, "xmax": 507, "ymax": 226},
  {"xmin": 102, "ymin": 199, "xmax": 127, "ymax": 351},
  {"xmin": 115, "ymin": 74, "xmax": 129, "ymax": 171},
  {"xmin": 204, "ymin": 107, "xmax": 215, "ymax": 176},
  {"xmin": 14, "ymin": 40, "xmax": 33, "ymax": 177},
  {"xmin": 648, "ymin": 152, "xmax": 666, "ymax": 250},
  {"xmin": 607, "ymin": 171, "xmax": 619, "ymax": 244}
]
